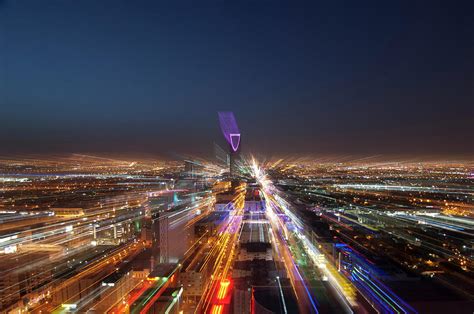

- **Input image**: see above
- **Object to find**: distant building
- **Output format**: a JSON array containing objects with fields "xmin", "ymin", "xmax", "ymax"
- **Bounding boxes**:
[
  {"xmin": 148, "ymin": 287, "xmax": 183, "ymax": 314},
  {"xmin": 93, "ymin": 221, "xmax": 133, "ymax": 246},
  {"xmin": 215, "ymin": 192, "xmax": 235, "ymax": 211},
  {"xmin": 51, "ymin": 207, "xmax": 84, "ymax": 217},
  {"xmin": 149, "ymin": 203, "xmax": 195, "ymax": 265},
  {"xmin": 0, "ymin": 253, "xmax": 52, "ymax": 311},
  {"xmin": 94, "ymin": 271, "xmax": 138, "ymax": 312},
  {"xmin": 215, "ymin": 181, "xmax": 246, "ymax": 211},
  {"xmin": 140, "ymin": 217, "xmax": 153, "ymax": 246},
  {"xmin": 180, "ymin": 271, "xmax": 206, "ymax": 302},
  {"xmin": 244, "ymin": 189, "xmax": 265, "ymax": 212},
  {"xmin": 52, "ymin": 266, "xmax": 108, "ymax": 306},
  {"xmin": 184, "ymin": 160, "xmax": 204, "ymax": 178},
  {"xmin": 195, "ymin": 211, "xmax": 229, "ymax": 238}
]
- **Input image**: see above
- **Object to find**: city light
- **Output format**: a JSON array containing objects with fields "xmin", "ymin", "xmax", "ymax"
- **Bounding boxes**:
[{"xmin": 0, "ymin": 3, "xmax": 471, "ymax": 311}]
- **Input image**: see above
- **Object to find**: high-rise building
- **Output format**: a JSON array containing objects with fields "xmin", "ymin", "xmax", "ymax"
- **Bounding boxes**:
[
  {"xmin": 218, "ymin": 112, "xmax": 241, "ymax": 177},
  {"xmin": 148, "ymin": 198, "xmax": 195, "ymax": 265}
]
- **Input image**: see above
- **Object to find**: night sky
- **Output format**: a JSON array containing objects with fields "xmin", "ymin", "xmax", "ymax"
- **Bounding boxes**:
[{"xmin": 1, "ymin": 1, "xmax": 473, "ymax": 156}]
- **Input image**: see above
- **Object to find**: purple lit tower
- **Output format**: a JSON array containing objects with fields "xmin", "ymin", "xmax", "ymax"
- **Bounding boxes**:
[{"xmin": 218, "ymin": 112, "xmax": 241, "ymax": 176}]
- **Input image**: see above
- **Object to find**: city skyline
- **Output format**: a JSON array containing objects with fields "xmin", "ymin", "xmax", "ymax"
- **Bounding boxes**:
[
  {"xmin": 0, "ymin": 153, "xmax": 472, "ymax": 313},
  {"xmin": 0, "ymin": 2, "xmax": 473, "ymax": 313}
]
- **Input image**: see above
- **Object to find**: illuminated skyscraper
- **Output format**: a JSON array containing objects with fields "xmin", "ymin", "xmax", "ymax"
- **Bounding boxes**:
[{"xmin": 218, "ymin": 111, "xmax": 241, "ymax": 176}]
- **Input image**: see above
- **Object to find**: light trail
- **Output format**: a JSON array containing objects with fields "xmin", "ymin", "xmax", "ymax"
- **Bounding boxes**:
[
  {"xmin": 198, "ymin": 189, "xmax": 245, "ymax": 313},
  {"xmin": 252, "ymin": 159, "xmax": 322, "ymax": 313},
  {"xmin": 250, "ymin": 158, "xmax": 360, "ymax": 313},
  {"xmin": 276, "ymin": 276, "xmax": 288, "ymax": 314},
  {"xmin": 333, "ymin": 183, "xmax": 474, "ymax": 195}
]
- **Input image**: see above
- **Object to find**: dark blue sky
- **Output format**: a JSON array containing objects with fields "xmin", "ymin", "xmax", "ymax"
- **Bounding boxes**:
[{"xmin": 1, "ymin": 1, "xmax": 473, "ymax": 155}]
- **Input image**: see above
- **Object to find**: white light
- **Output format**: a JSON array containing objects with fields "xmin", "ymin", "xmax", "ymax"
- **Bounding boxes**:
[
  {"xmin": 3, "ymin": 245, "xmax": 17, "ymax": 254},
  {"xmin": 62, "ymin": 304, "xmax": 77, "ymax": 309},
  {"xmin": 0, "ymin": 235, "xmax": 18, "ymax": 243}
]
